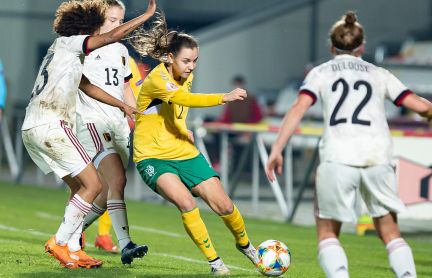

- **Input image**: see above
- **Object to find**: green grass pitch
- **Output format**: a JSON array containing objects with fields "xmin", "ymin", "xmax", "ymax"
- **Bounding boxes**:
[{"xmin": 0, "ymin": 182, "xmax": 431, "ymax": 277}]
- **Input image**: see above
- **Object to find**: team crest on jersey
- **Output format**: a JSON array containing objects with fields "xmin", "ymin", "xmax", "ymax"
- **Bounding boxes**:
[
  {"xmin": 121, "ymin": 56, "xmax": 126, "ymax": 66},
  {"xmin": 166, "ymin": 82, "xmax": 179, "ymax": 92},
  {"xmin": 103, "ymin": 133, "xmax": 112, "ymax": 142},
  {"xmin": 145, "ymin": 165, "xmax": 155, "ymax": 177}
]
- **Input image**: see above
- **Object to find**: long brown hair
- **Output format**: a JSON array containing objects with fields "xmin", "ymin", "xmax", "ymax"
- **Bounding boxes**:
[
  {"xmin": 128, "ymin": 12, "xmax": 198, "ymax": 62},
  {"xmin": 53, "ymin": 0, "xmax": 107, "ymax": 37},
  {"xmin": 329, "ymin": 11, "xmax": 364, "ymax": 52}
]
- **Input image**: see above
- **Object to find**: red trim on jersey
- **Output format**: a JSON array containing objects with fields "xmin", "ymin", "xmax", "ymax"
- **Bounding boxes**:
[
  {"xmin": 83, "ymin": 36, "xmax": 92, "ymax": 55},
  {"xmin": 124, "ymin": 73, "xmax": 133, "ymax": 83},
  {"xmin": 394, "ymin": 90, "xmax": 413, "ymax": 107},
  {"xmin": 299, "ymin": 89, "xmax": 317, "ymax": 105}
]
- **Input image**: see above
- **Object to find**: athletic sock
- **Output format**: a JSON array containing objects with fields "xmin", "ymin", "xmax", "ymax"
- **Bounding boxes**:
[
  {"xmin": 55, "ymin": 194, "xmax": 91, "ymax": 246},
  {"xmin": 318, "ymin": 238, "xmax": 349, "ymax": 278},
  {"xmin": 220, "ymin": 205, "xmax": 249, "ymax": 247},
  {"xmin": 386, "ymin": 238, "xmax": 416, "ymax": 278},
  {"xmin": 107, "ymin": 200, "xmax": 130, "ymax": 250},
  {"xmin": 182, "ymin": 208, "xmax": 218, "ymax": 261},
  {"xmin": 83, "ymin": 202, "xmax": 105, "ymax": 231}
]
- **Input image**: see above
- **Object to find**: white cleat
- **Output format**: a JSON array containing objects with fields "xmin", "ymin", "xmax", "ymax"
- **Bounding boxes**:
[
  {"xmin": 236, "ymin": 242, "xmax": 259, "ymax": 266},
  {"xmin": 209, "ymin": 258, "xmax": 230, "ymax": 275}
]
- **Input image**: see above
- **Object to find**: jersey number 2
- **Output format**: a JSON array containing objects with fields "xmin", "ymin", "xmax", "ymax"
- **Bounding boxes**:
[{"xmin": 330, "ymin": 78, "xmax": 371, "ymax": 126}]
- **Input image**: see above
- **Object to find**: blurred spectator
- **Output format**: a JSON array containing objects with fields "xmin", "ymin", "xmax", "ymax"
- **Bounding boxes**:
[
  {"xmin": 0, "ymin": 59, "xmax": 6, "ymax": 122},
  {"xmin": 219, "ymin": 75, "xmax": 263, "ymax": 124}
]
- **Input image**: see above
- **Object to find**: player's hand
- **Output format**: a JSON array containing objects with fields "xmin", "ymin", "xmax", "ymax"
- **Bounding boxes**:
[
  {"xmin": 145, "ymin": 0, "xmax": 156, "ymax": 17},
  {"xmin": 266, "ymin": 150, "xmax": 284, "ymax": 182},
  {"xmin": 222, "ymin": 88, "xmax": 247, "ymax": 103},
  {"xmin": 187, "ymin": 130, "xmax": 195, "ymax": 143},
  {"xmin": 121, "ymin": 104, "xmax": 143, "ymax": 118}
]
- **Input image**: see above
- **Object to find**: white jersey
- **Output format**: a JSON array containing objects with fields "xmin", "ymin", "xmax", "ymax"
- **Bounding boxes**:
[
  {"xmin": 300, "ymin": 54, "xmax": 411, "ymax": 167},
  {"xmin": 76, "ymin": 42, "xmax": 131, "ymax": 123},
  {"xmin": 22, "ymin": 35, "xmax": 90, "ymax": 130}
]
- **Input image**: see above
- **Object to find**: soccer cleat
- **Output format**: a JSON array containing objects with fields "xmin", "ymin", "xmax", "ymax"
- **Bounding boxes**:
[
  {"xmin": 44, "ymin": 236, "xmax": 79, "ymax": 269},
  {"xmin": 95, "ymin": 234, "xmax": 119, "ymax": 253},
  {"xmin": 69, "ymin": 249, "xmax": 103, "ymax": 268},
  {"xmin": 209, "ymin": 258, "xmax": 230, "ymax": 275},
  {"xmin": 121, "ymin": 241, "xmax": 148, "ymax": 265},
  {"xmin": 236, "ymin": 242, "xmax": 259, "ymax": 265}
]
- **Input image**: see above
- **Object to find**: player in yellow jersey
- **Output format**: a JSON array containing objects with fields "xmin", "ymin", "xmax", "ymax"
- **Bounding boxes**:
[{"xmin": 129, "ymin": 13, "xmax": 258, "ymax": 275}]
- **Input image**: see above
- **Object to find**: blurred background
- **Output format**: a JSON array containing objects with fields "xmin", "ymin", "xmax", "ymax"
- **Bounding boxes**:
[{"xmin": 1, "ymin": 0, "xmax": 432, "ymax": 233}]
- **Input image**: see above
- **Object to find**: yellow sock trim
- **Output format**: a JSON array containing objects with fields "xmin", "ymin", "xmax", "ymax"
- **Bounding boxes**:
[
  {"xmin": 221, "ymin": 205, "xmax": 249, "ymax": 247},
  {"xmin": 182, "ymin": 208, "xmax": 218, "ymax": 261},
  {"xmin": 98, "ymin": 211, "xmax": 112, "ymax": 236}
]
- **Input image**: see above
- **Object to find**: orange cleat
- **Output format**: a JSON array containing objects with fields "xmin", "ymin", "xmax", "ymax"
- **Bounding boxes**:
[
  {"xmin": 44, "ymin": 236, "xmax": 79, "ymax": 269},
  {"xmin": 69, "ymin": 249, "xmax": 103, "ymax": 268},
  {"xmin": 95, "ymin": 235, "xmax": 119, "ymax": 253}
]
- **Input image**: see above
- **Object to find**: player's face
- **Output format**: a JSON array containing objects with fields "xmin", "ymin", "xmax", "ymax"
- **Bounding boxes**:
[
  {"xmin": 170, "ymin": 47, "xmax": 199, "ymax": 80},
  {"xmin": 100, "ymin": 6, "xmax": 125, "ymax": 34}
]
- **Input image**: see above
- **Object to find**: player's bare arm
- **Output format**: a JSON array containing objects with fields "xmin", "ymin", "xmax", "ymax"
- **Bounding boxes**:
[
  {"xmin": 79, "ymin": 75, "xmax": 140, "ymax": 118},
  {"xmin": 266, "ymin": 94, "xmax": 313, "ymax": 182},
  {"xmin": 87, "ymin": 0, "xmax": 156, "ymax": 50}
]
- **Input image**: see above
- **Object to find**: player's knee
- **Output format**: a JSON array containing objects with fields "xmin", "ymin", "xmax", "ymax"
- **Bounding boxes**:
[
  {"xmin": 178, "ymin": 197, "xmax": 196, "ymax": 212},
  {"xmin": 216, "ymin": 200, "xmax": 234, "ymax": 216}
]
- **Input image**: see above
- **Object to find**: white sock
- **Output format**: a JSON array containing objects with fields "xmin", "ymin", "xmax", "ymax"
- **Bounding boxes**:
[
  {"xmin": 107, "ymin": 200, "xmax": 131, "ymax": 250},
  {"xmin": 318, "ymin": 238, "xmax": 349, "ymax": 278},
  {"xmin": 55, "ymin": 194, "xmax": 91, "ymax": 246},
  {"xmin": 68, "ymin": 220, "xmax": 83, "ymax": 252},
  {"xmin": 83, "ymin": 203, "xmax": 106, "ymax": 231},
  {"xmin": 386, "ymin": 238, "xmax": 417, "ymax": 278}
]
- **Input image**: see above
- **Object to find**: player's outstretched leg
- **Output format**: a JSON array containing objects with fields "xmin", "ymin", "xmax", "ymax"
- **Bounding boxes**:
[
  {"xmin": 182, "ymin": 208, "xmax": 230, "ymax": 275},
  {"xmin": 221, "ymin": 205, "xmax": 259, "ymax": 265}
]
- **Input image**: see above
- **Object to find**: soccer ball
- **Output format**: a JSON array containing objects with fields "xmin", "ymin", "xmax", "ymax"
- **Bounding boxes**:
[{"xmin": 256, "ymin": 240, "xmax": 291, "ymax": 277}]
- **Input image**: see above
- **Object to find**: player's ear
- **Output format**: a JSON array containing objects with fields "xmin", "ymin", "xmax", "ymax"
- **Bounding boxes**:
[{"xmin": 167, "ymin": 53, "xmax": 174, "ymax": 64}]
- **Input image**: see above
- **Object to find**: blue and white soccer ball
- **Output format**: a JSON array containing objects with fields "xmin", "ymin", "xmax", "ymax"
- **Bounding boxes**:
[{"xmin": 256, "ymin": 240, "xmax": 291, "ymax": 277}]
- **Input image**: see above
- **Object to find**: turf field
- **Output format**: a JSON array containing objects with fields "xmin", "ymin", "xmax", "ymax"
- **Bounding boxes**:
[{"xmin": 0, "ymin": 182, "xmax": 431, "ymax": 277}]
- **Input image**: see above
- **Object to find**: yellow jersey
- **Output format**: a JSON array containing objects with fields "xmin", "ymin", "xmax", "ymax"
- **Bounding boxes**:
[
  {"xmin": 128, "ymin": 57, "xmax": 143, "ymax": 99},
  {"xmin": 133, "ymin": 63, "xmax": 225, "ymax": 162}
]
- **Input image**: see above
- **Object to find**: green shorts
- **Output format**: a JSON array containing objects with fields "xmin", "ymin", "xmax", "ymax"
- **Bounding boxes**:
[{"xmin": 136, "ymin": 153, "xmax": 220, "ymax": 193}]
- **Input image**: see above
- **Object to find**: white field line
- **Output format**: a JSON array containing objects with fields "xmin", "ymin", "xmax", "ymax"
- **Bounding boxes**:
[
  {"xmin": 0, "ymin": 224, "xmax": 255, "ymax": 273},
  {"xmin": 36, "ymin": 211, "xmax": 184, "ymax": 238},
  {"xmin": 153, "ymin": 252, "xmax": 256, "ymax": 273},
  {"xmin": 130, "ymin": 225, "xmax": 184, "ymax": 238}
]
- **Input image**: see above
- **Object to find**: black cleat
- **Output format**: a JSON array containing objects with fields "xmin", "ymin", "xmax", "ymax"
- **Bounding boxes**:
[{"xmin": 121, "ymin": 241, "xmax": 148, "ymax": 265}]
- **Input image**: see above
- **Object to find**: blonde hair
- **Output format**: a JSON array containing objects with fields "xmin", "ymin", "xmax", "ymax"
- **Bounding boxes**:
[
  {"xmin": 53, "ymin": 0, "xmax": 107, "ymax": 36},
  {"xmin": 329, "ymin": 11, "xmax": 364, "ymax": 52},
  {"xmin": 128, "ymin": 12, "xmax": 198, "ymax": 62}
]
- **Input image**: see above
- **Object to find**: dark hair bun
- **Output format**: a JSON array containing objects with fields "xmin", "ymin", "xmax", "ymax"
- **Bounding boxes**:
[{"xmin": 344, "ymin": 11, "xmax": 357, "ymax": 26}]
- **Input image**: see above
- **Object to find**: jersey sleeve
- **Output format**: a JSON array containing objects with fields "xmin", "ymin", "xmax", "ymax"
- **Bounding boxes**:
[
  {"xmin": 0, "ymin": 61, "xmax": 6, "ymax": 109},
  {"xmin": 298, "ymin": 67, "xmax": 320, "ymax": 105},
  {"xmin": 151, "ymin": 74, "xmax": 224, "ymax": 107},
  {"xmin": 62, "ymin": 35, "xmax": 91, "ymax": 55},
  {"xmin": 384, "ymin": 70, "xmax": 412, "ymax": 107}
]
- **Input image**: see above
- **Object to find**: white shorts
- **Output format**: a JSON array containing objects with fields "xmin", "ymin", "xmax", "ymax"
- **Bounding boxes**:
[
  {"xmin": 315, "ymin": 161, "xmax": 406, "ymax": 223},
  {"xmin": 76, "ymin": 115, "xmax": 130, "ymax": 169},
  {"xmin": 22, "ymin": 121, "xmax": 91, "ymax": 178}
]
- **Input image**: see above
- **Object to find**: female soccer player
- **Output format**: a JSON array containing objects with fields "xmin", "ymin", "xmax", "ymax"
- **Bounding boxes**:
[
  {"xmin": 128, "ymin": 13, "xmax": 258, "ymax": 275},
  {"xmin": 73, "ymin": 0, "xmax": 147, "ymax": 264},
  {"xmin": 266, "ymin": 11, "xmax": 432, "ymax": 278},
  {"xmin": 21, "ymin": 0, "xmax": 156, "ymax": 269}
]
